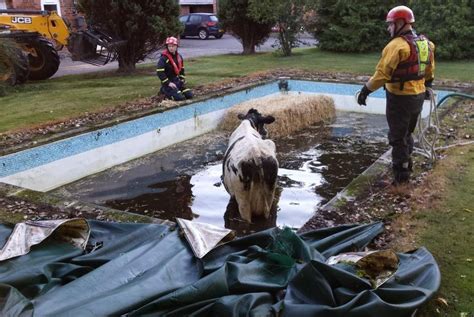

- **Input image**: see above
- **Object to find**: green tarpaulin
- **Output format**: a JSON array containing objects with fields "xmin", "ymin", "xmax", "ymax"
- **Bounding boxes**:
[{"xmin": 0, "ymin": 220, "xmax": 440, "ymax": 316}]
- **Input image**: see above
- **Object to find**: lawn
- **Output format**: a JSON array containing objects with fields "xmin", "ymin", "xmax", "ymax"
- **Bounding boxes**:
[
  {"xmin": 0, "ymin": 47, "xmax": 473, "ymax": 133},
  {"xmin": 417, "ymin": 145, "xmax": 474, "ymax": 316},
  {"xmin": 0, "ymin": 46, "xmax": 473, "ymax": 315}
]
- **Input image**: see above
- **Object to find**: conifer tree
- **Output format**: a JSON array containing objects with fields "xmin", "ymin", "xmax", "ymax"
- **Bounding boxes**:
[
  {"xmin": 309, "ymin": 0, "xmax": 402, "ymax": 53},
  {"xmin": 410, "ymin": 0, "xmax": 474, "ymax": 59},
  {"xmin": 248, "ymin": 0, "xmax": 307, "ymax": 56},
  {"xmin": 79, "ymin": 0, "xmax": 182, "ymax": 72},
  {"xmin": 218, "ymin": 0, "xmax": 273, "ymax": 55}
]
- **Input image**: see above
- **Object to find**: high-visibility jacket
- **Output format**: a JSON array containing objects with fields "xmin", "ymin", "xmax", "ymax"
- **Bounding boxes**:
[
  {"xmin": 156, "ymin": 50, "xmax": 186, "ymax": 86},
  {"xmin": 367, "ymin": 30, "xmax": 435, "ymax": 96}
]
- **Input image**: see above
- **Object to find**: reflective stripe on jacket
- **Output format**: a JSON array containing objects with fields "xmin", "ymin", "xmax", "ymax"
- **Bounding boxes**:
[{"xmin": 156, "ymin": 50, "xmax": 185, "ymax": 86}]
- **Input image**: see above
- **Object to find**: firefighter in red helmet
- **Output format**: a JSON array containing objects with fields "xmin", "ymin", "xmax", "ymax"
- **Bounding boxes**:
[
  {"xmin": 357, "ymin": 5, "xmax": 435, "ymax": 185},
  {"xmin": 156, "ymin": 36, "xmax": 193, "ymax": 101}
]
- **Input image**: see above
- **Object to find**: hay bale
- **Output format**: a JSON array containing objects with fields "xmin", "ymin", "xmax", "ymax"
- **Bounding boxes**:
[{"xmin": 219, "ymin": 93, "xmax": 336, "ymax": 138}]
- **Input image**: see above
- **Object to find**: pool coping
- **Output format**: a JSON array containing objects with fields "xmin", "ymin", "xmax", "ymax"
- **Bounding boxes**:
[{"xmin": 1, "ymin": 74, "xmax": 467, "ymax": 157}]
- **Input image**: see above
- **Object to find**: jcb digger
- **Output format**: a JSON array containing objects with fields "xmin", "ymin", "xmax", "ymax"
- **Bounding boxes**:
[{"xmin": 0, "ymin": 9, "xmax": 123, "ymax": 83}]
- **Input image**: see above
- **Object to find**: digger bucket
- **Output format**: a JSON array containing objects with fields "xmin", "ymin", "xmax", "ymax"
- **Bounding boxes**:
[{"xmin": 67, "ymin": 28, "xmax": 125, "ymax": 66}]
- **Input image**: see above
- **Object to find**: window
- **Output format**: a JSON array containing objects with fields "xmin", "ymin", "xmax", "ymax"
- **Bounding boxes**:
[
  {"xmin": 189, "ymin": 15, "xmax": 201, "ymax": 24},
  {"xmin": 179, "ymin": 16, "xmax": 189, "ymax": 23},
  {"xmin": 210, "ymin": 15, "xmax": 218, "ymax": 22},
  {"xmin": 43, "ymin": 4, "xmax": 58, "ymax": 12},
  {"xmin": 41, "ymin": 0, "xmax": 61, "ymax": 16}
]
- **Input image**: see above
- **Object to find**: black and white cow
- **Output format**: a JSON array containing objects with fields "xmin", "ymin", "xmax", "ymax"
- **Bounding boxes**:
[{"xmin": 222, "ymin": 108, "xmax": 279, "ymax": 223}]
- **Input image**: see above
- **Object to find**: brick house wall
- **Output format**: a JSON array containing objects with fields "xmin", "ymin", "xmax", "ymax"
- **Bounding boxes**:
[
  {"xmin": 5, "ymin": 0, "xmax": 218, "ymax": 22},
  {"xmin": 7, "ymin": 0, "xmax": 76, "ymax": 23},
  {"xmin": 10, "ymin": 0, "xmax": 40, "ymax": 10},
  {"xmin": 179, "ymin": 0, "xmax": 218, "ymax": 15},
  {"xmin": 60, "ymin": 0, "xmax": 76, "ymax": 22}
]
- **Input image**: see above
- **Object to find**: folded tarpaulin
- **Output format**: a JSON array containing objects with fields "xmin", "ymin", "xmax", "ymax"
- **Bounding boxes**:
[
  {"xmin": 0, "ymin": 220, "xmax": 440, "ymax": 317},
  {"xmin": 0, "ymin": 218, "xmax": 90, "ymax": 262}
]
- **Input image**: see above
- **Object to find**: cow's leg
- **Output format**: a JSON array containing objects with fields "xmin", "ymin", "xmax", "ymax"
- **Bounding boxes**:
[
  {"xmin": 235, "ymin": 192, "xmax": 253, "ymax": 223},
  {"xmin": 261, "ymin": 156, "xmax": 278, "ymax": 219}
]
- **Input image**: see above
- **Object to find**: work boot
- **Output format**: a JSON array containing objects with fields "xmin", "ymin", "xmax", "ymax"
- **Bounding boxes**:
[
  {"xmin": 392, "ymin": 162, "xmax": 411, "ymax": 185},
  {"xmin": 392, "ymin": 170, "xmax": 410, "ymax": 185},
  {"xmin": 407, "ymin": 158, "xmax": 413, "ymax": 172}
]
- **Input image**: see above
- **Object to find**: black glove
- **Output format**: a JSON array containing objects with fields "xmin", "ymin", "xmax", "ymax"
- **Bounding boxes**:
[
  {"xmin": 424, "ymin": 79, "xmax": 433, "ymax": 100},
  {"xmin": 357, "ymin": 85, "xmax": 372, "ymax": 106}
]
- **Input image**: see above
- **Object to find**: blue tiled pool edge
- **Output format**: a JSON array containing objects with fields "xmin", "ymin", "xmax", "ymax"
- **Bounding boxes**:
[{"xmin": 0, "ymin": 80, "xmax": 453, "ymax": 180}]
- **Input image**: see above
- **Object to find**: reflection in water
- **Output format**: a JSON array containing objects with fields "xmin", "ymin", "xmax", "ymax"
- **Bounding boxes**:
[
  {"xmin": 189, "ymin": 164, "xmax": 324, "ymax": 233},
  {"xmin": 223, "ymin": 196, "xmax": 277, "ymax": 236},
  {"xmin": 58, "ymin": 111, "xmax": 388, "ymax": 236}
]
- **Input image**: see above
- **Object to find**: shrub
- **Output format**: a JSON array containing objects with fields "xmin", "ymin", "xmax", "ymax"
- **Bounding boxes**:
[
  {"xmin": 0, "ymin": 38, "xmax": 29, "ymax": 86},
  {"xmin": 218, "ymin": 0, "xmax": 273, "ymax": 54},
  {"xmin": 410, "ymin": 0, "xmax": 474, "ymax": 60}
]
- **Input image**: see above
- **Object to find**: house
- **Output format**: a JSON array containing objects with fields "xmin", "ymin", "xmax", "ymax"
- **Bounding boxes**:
[
  {"xmin": 180, "ymin": 0, "xmax": 217, "ymax": 15},
  {"xmin": 1, "ymin": 0, "xmax": 77, "ymax": 24},
  {"xmin": 0, "ymin": 0, "xmax": 218, "ymax": 23}
]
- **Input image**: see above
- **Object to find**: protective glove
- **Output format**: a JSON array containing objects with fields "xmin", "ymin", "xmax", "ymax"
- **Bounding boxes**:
[
  {"xmin": 357, "ymin": 85, "xmax": 372, "ymax": 106},
  {"xmin": 424, "ymin": 79, "xmax": 433, "ymax": 100}
]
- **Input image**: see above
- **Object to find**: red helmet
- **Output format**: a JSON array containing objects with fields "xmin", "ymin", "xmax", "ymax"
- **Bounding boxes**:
[
  {"xmin": 386, "ymin": 5, "xmax": 415, "ymax": 23},
  {"xmin": 165, "ymin": 36, "xmax": 179, "ymax": 46}
]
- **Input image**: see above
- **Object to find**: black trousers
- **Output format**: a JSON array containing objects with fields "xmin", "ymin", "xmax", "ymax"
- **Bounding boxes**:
[
  {"xmin": 386, "ymin": 91, "xmax": 424, "ymax": 180},
  {"xmin": 161, "ymin": 78, "xmax": 193, "ymax": 101}
]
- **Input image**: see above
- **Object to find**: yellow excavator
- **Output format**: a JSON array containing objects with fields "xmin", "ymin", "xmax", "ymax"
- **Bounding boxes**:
[{"xmin": 0, "ymin": 9, "xmax": 123, "ymax": 83}]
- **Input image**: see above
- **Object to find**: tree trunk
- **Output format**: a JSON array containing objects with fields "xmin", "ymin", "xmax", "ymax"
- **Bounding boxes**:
[
  {"xmin": 117, "ymin": 45, "xmax": 137, "ymax": 73},
  {"xmin": 279, "ymin": 30, "xmax": 292, "ymax": 56},
  {"xmin": 239, "ymin": 22, "xmax": 256, "ymax": 55},
  {"xmin": 241, "ymin": 36, "xmax": 256, "ymax": 55},
  {"xmin": 117, "ymin": 58, "xmax": 136, "ymax": 73},
  {"xmin": 242, "ymin": 43, "xmax": 256, "ymax": 54}
]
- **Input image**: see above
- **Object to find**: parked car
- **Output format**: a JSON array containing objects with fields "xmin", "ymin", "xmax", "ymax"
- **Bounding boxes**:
[{"xmin": 179, "ymin": 13, "xmax": 225, "ymax": 40}]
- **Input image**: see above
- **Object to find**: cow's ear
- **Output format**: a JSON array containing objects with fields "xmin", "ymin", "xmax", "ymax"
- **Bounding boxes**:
[
  {"xmin": 262, "ymin": 116, "xmax": 275, "ymax": 124},
  {"xmin": 237, "ymin": 114, "xmax": 246, "ymax": 120}
]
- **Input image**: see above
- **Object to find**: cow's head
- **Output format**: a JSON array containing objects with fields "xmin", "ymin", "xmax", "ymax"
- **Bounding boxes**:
[{"xmin": 238, "ymin": 108, "xmax": 275, "ymax": 138}]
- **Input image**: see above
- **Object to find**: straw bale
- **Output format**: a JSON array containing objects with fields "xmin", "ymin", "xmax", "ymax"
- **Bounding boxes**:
[{"xmin": 219, "ymin": 93, "xmax": 336, "ymax": 138}]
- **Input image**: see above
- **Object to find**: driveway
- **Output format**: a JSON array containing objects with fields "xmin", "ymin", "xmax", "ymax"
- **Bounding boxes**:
[{"xmin": 53, "ymin": 33, "xmax": 317, "ymax": 78}]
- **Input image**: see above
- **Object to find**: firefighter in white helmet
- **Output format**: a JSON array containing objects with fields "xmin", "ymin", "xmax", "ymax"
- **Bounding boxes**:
[
  {"xmin": 357, "ymin": 5, "xmax": 435, "ymax": 185},
  {"xmin": 156, "ymin": 36, "xmax": 193, "ymax": 101}
]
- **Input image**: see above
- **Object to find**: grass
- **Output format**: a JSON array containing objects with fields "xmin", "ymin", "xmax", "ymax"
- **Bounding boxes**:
[
  {"xmin": 0, "ymin": 45, "xmax": 473, "ymax": 315},
  {"xmin": 416, "ymin": 145, "xmax": 474, "ymax": 316},
  {"xmin": 1, "ymin": 47, "xmax": 473, "ymax": 133}
]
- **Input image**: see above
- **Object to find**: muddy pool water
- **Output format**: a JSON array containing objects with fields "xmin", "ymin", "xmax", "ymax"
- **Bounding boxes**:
[{"xmin": 55, "ymin": 111, "xmax": 388, "ymax": 235}]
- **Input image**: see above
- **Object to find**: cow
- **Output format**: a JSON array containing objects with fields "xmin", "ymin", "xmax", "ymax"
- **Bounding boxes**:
[{"xmin": 222, "ymin": 108, "xmax": 279, "ymax": 223}]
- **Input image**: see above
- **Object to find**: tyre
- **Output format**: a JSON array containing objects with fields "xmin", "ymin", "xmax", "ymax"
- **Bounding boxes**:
[
  {"xmin": 25, "ymin": 38, "xmax": 60, "ymax": 80},
  {"xmin": 215, "ymin": 33, "xmax": 224, "ymax": 39},
  {"xmin": 198, "ymin": 29, "xmax": 209, "ymax": 40}
]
